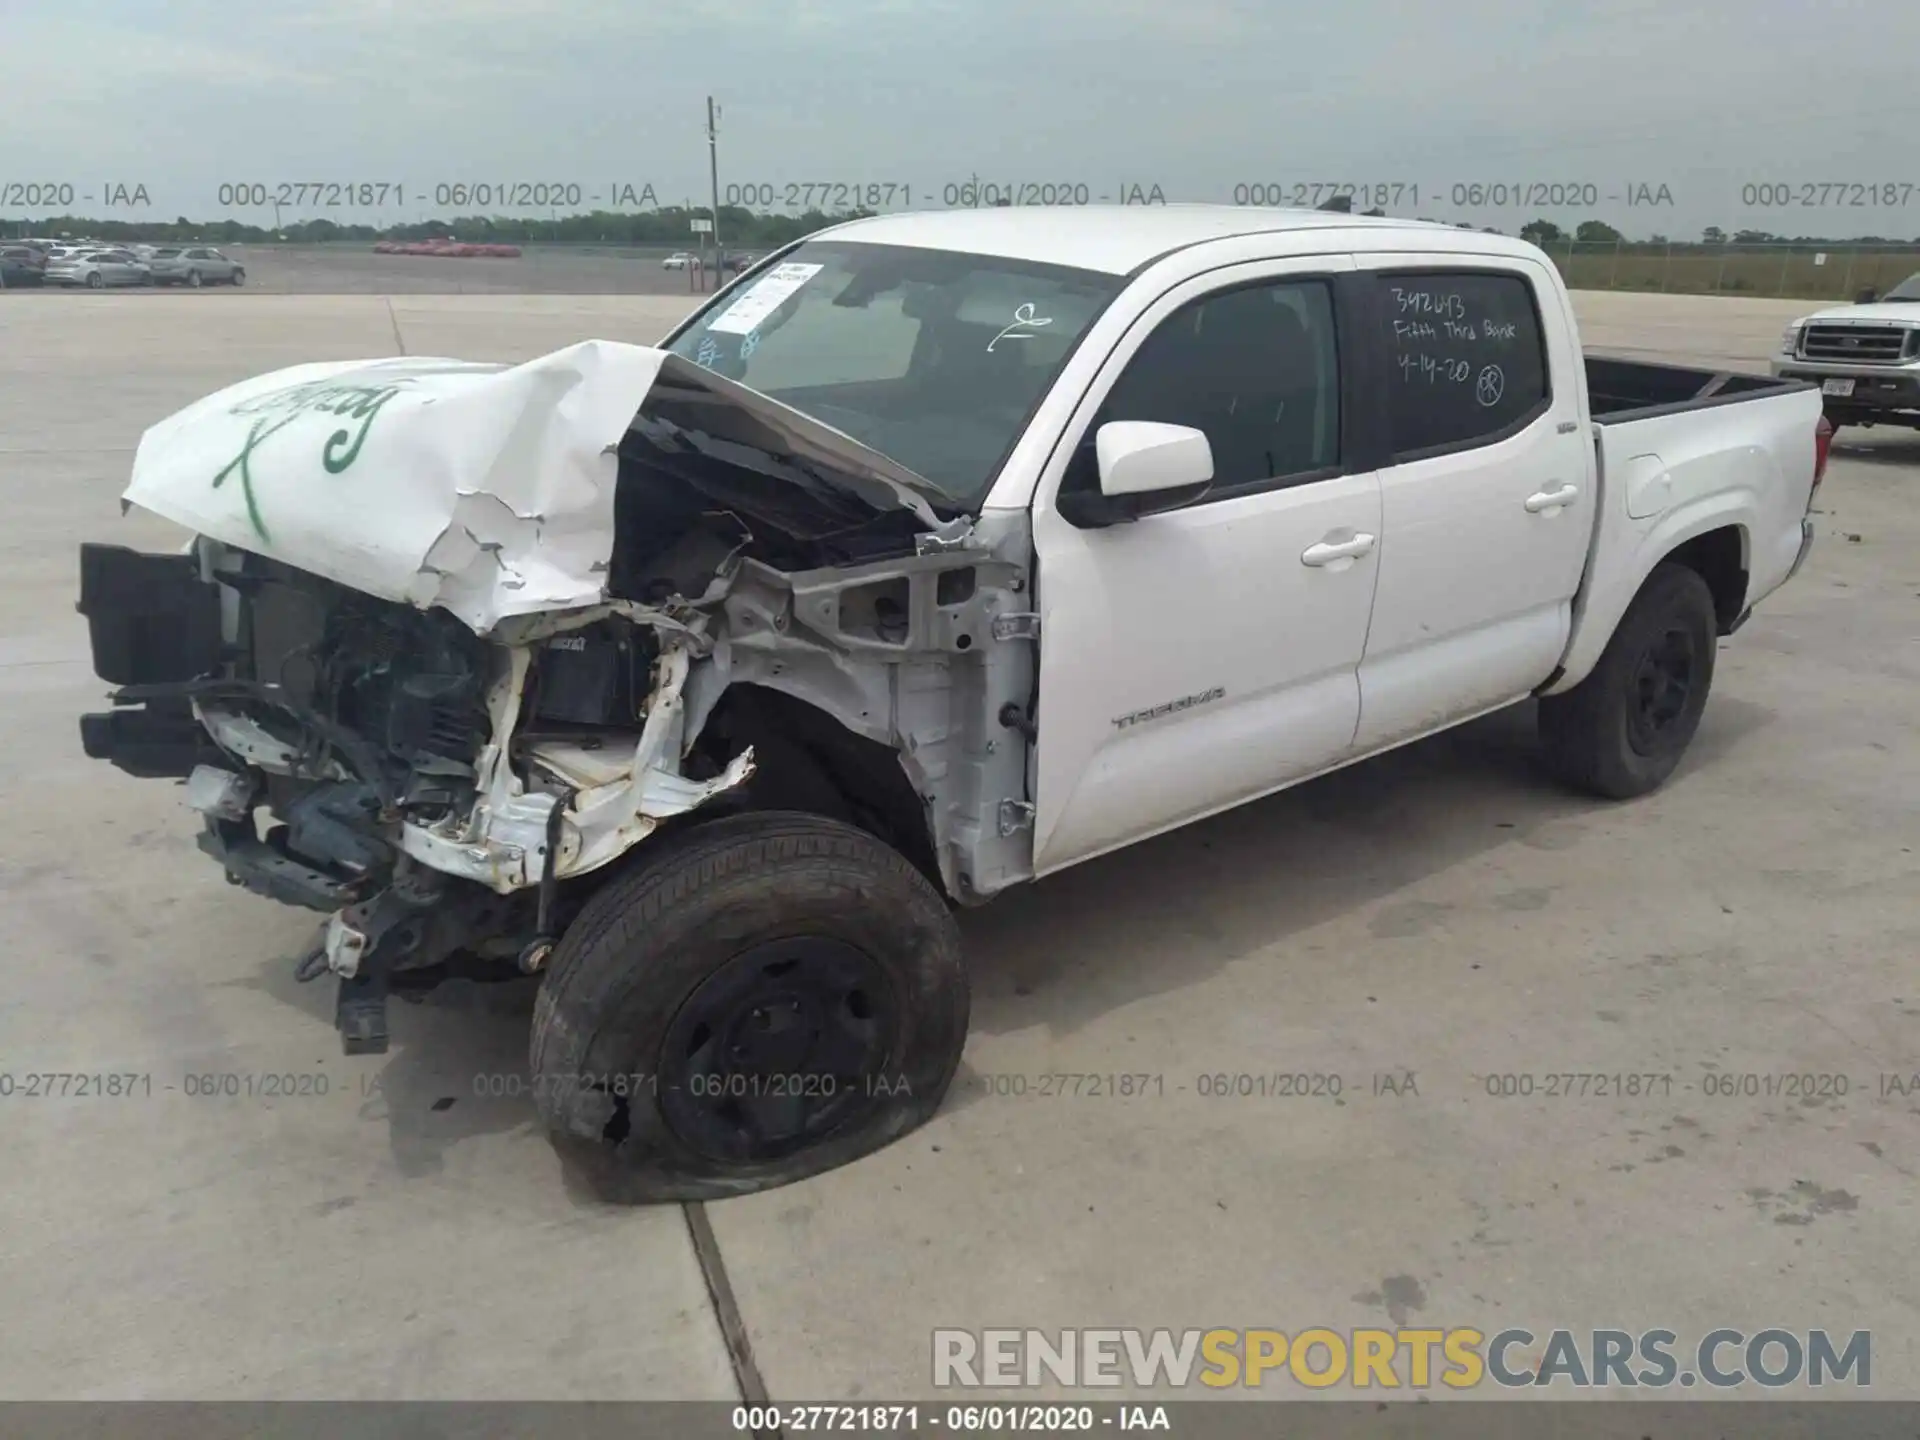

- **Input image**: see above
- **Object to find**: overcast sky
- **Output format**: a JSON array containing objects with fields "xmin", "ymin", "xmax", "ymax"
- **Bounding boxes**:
[{"xmin": 4, "ymin": 0, "xmax": 1918, "ymax": 236}]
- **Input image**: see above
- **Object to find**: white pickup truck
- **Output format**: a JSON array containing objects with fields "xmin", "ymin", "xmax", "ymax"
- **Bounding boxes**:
[
  {"xmin": 77, "ymin": 207, "xmax": 1827, "ymax": 1199},
  {"xmin": 1772, "ymin": 268, "xmax": 1920, "ymax": 431}
]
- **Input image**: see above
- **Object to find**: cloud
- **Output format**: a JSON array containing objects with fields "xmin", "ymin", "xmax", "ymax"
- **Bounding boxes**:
[
  {"xmin": 4, "ymin": 0, "xmax": 1918, "ymax": 233},
  {"xmin": 0, "ymin": 16, "xmax": 333, "ymax": 158}
]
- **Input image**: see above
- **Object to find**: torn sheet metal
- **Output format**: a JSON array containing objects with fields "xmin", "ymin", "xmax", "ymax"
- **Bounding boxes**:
[
  {"xmin": 396, "ymin": 638, "xmax": 756, "ymax": 894},
  {"xmin": 121, "ymin": 340, "xmax": 949, "ymax": 636},
  {"xmin": 122, "ymin": 342, "xmax": 671, "ymax": 634}
]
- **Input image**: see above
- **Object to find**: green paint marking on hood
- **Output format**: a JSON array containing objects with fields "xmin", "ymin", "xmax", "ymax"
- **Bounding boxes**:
[{"xmin": 209, "ymin": 377, "xmax": 426, "ymax": 540}]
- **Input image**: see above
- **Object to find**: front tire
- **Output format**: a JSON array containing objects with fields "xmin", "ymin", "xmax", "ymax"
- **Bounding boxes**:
[
  {"xmin": 530, "ymin": 811, "xmax": 967, "ymax": 1202},
  {"xmin": 230, "ymin": 268, "xmax": 245, "ymax": 286},
  {"xmin": 1538, "ymin": 562, "xmax": 1718, "ymax": 800}
]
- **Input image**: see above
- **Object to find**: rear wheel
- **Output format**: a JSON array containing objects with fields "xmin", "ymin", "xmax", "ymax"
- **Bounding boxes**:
[
  {"xmin": 530, "ymin": 811, "xmax": 967, "ymax": 1201},
  {"xmin": 85, "ymin": 271, "xmax": 103, "ymax": 289},
  {"xmin": 187, "ymin": 269, "xmax": 203, "ymax": 289},
  {"xmin": 1538, "ymin": 562, "xmax": 1718, "ymax": 800}
]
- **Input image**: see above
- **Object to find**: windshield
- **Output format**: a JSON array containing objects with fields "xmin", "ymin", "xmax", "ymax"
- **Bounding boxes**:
[
  {"xmin": 665, "ymin": 240, "xmax": 1124, "ymax": 509},
  {"xmin": 1878, "ymin": 272, "xmax": 1920, "ymax": 302}
]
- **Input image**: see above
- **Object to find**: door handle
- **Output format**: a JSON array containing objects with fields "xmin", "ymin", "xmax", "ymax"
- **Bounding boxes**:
[
  {"xmin": 1300, "ymin": 533, "xmax": 1377, "ymax": 567},
  {"xmin": 1525, "ymin": 484, "xmax": 1579, "ymax": 513}
]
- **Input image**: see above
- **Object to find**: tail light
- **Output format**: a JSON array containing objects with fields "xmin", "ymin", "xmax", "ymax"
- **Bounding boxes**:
[{"xmin": 1813, "ymin": 414, "xmax": 1832, "ymax": 490}]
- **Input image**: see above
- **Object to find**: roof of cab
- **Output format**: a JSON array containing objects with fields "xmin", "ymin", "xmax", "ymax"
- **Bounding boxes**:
[{"xmin": 815, "ymin": 204, "xmax": 1539, "ymax": 276}]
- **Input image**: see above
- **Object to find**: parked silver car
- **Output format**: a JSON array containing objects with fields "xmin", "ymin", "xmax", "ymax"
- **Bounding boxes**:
[
  {"xmin": 46, "ymin": 249, "xmax": 153, "ymax": 288},
  {"xmin": 148, "ymin": 246, "xmax": 245, "ymax": 287}
]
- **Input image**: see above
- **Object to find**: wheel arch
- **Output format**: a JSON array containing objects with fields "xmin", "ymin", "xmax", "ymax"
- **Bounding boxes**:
[
  {"xmin": 1661, "ymin": 523, "xmax": 1749, "ymax": 635},
  {"xmin": 685, "ymin": 681, "xmax": 947, "ymax": 898},
  {"xmin": 1546, "ymin": 507, "xmax": 1751, "ymax": 696}
]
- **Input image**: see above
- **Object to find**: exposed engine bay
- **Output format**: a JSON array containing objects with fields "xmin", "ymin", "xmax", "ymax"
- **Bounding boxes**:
[
  {"xmin": 79, "ymin": 347, "xmax": 1039, "ymax": 1055},
  {"xmin": 79, "ymin": 539, "xmax": 758, "ymax": 1049}
]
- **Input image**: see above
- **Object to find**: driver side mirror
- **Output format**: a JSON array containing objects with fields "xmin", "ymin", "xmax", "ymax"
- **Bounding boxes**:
[{"xmin": 1056, "ymin": 421, "xmax": 1214, "ymax": 529}]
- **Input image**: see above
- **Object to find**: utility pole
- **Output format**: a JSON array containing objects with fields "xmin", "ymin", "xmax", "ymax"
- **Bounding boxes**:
[{"xmin": 706, "ymin": 95, "xmax": 723, "ymax": 281}]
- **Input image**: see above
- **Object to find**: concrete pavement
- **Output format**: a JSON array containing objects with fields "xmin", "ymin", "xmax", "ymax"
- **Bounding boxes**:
[{"xmin": 0, "ymin": 287, "xmax": 1914, "ymax": 1402}]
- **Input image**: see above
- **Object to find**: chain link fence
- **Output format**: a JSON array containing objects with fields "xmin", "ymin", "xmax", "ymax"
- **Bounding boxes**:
[{"xmin": 1543, "ymin": 239, "xmax": 1920, "ymax": 301}]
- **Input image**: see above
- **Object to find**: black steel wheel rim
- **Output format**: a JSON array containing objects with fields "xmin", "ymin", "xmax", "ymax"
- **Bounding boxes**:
[
  {"xmin": 659, "ymin": 936, "xmax": 900, "ymax": 1163},
  {"xmin": 1627, "ymin": 624, "xmax": 1696, "ymax": 754}
]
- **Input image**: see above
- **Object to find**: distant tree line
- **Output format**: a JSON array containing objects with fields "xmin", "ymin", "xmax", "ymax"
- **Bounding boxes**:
[
  {"xmin": 1514, "ymin": 218, "xmax": 1920, "ymax": 247},
  {"xmin": 1, "ymin": 206, "xmax": 875, "ymax": 247},
  {"xmin": 1310, "ymin": 194, "xmax": 1919, "ymax": 245},
  {"xmin": 6, "ymin": 203, "xmax": 1918, "ymax": 248}
]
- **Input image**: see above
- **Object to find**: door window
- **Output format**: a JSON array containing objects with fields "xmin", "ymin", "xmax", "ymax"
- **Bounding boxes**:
[
  {"xmin": 1378, "ymin": 271, "xmax": 1550, "ymax": 456},
  {"xmin": 1064, "ymin": 278, "xmax": 1342, "ymax": 499}
]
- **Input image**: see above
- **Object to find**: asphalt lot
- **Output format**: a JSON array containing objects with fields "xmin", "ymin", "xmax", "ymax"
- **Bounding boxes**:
[{"xmin": 1, "ymin": 286, "xmax": 1916, "ymax": 1404}]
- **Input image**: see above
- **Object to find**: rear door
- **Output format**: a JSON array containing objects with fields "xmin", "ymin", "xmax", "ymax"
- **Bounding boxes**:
[
  {"xmin": 1349, "ymin": 256, "xmax": 1593, "ymax": 753},
  {"xmin": 1029, "ymin": 256, "xmax": 1386, "ymax": 874}
]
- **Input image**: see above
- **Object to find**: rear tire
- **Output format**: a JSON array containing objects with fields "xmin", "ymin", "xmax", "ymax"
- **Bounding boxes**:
[
  {"xmin": 530, "ymin": 811, "xmax": 967, "ymax": 1202},
  {"xmin": 85, "ymin": 272, "xmax": 103, "ymax": 289},
  {"xmin": 1538, "ymin": 562, "xmax": 1718, "ymax": 800},
  {"xmin": 187, "ymin": 269, "xmax": 203, "ymax": 289}
]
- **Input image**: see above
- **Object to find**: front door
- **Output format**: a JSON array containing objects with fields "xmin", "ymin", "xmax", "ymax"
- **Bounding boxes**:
[{"xmin": 1029, "ymin": 257, "xmax": 1385, "ymax": 875}]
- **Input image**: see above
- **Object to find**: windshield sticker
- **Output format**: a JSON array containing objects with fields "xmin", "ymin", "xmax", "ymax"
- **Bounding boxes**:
[
  {"xmin": 739, "ymin": 328, "xmax": 762, "ymax": 359},
  {"xmin": 706, "ymin": 261, "xmax": 824, "ymax": 335},
  {"xmin": 694, "ymin": 335, "xmax": 720, "ymax": 369},
  {"xmin": 987, "ymin": 302, "xmax": 1054, "ymax": 353}
]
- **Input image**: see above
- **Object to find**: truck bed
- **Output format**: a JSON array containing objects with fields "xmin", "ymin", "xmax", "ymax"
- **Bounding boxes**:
[
  {"xmin": 1561, "ymin": 353, "xmax": 1824, "ymax": 692},
  {"xmin": 1585, "ymin": 354, "xmax": 1810, "ymax": 422}
]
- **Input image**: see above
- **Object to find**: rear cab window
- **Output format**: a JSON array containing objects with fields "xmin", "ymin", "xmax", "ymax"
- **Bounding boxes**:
[{"xmin": 1377, "ymin": 270, "xmax": 1551, "ymax": 457}]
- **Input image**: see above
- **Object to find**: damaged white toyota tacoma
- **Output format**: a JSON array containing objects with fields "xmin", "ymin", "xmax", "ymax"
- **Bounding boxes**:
[{"xmin": 77, "ymin": 208, "xmax": 1828, "ymax": 1198}]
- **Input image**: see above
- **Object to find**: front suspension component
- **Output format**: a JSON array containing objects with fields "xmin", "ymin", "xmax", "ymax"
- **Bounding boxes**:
[{"xmin": 321, "ymin": 865, "xmax": 443, "ymax": 1055}]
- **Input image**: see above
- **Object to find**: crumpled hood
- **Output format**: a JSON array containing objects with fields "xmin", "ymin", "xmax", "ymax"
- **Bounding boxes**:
[{"xmin": 122, "ymin": 339, "xmax": 945, "ymax": 633}]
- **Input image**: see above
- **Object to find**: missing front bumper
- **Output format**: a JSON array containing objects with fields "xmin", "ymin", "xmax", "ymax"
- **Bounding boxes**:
[{"xmin": 196, "ymin": 818, "xmax": 367, "ymax": 911}]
